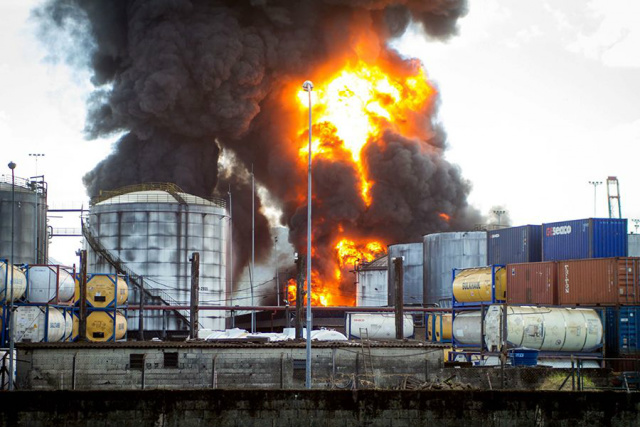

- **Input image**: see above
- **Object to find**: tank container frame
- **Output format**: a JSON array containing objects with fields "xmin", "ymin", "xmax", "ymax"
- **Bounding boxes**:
[
  {"xmin": 1, "ymin": 302, "xmax": 75, "ymax": 346},
  {"xmin": 451, "ymin": 265, "xmax": 505, "ymax": 307},
  {"xmin": 25, "ymin": 264, "xmax": 76, "ymax": 305}
]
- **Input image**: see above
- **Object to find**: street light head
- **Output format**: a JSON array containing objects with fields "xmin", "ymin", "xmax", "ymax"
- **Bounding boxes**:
[
  {"xmin": 8, "ymin": 161, "xmax": 16, "ymax": 170},
  {"xmin": 302, "ymin": 80, "xmax": 314, "ymax": 91}
]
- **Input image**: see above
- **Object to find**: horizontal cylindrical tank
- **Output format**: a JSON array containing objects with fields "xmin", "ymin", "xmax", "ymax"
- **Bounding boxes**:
[
  {"xmin": 542, "ymin": 218, "xmax": 627, "ymax": 261},
  {"xmin": 27, "ymin": 265, "xmax": 75, "ymax": 303},
  {"xmin": 507, "ymin": 262, "xmax": 557, "ymax": 305},
  {"xmin": 1, "ymin": 263, "xmax": 27, "ymax": 302},
  {"xmin": 345, "ymin": 313, "xmax": 414, "ymax": 339},
  {"xmin": 72, "ymin": 311, "xmax": 127, "ymax": 342},
  {"xmin": 484, "ymin": 305, "xmax": 603, "ymax": 352},
  {"xmin": 9, "ymin": 306, "xmax": 65, "ymax": 342},
  {"xmin": 74, "ymin": 274, "xmax": 129, "ymax": 308},
  {"xmin": 452, "ymin": 311, "xmax": 482, "ymax": 346},
  {"xmin": 435, "ymin": 313, "xmax": 452, "ymax": 341},
  {"xmin": 387, "ymin": 243, "xmax": 423, "ymax": 306},
  {"xmin": 424, "ymin": 232, "xmax": 487, "ymax": 307},
  {"xmin": 452, "ymin": 266, "xmax": 506, "ymax": 303}
]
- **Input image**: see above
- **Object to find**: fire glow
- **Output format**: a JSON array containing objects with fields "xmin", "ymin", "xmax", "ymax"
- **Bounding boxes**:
[{"xmin": 287, "ymin": 59, "xmax": 436, "ymax": 307}]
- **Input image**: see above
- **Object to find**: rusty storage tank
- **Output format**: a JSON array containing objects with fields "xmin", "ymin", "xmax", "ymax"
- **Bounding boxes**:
[
  {"xmin": 484, "ymin": 305, "xmax": 603, "ymax": 352},
  {"xmin": 452, "ymin": 266, "xmax": 506, "ymax": 304},
  {"xmin": 85, "ymin": 183, "xmax": 227, "ymax": 334},
  {"xmin": 487, "ymin": 225, "xmax": 542, "ymax": 265},
  {"xmin": 557, "ymin": 257, "xmax": 640, "ymax": 305},
  {"xmin": 356, "ymin": 255, "xmax": 388, "ymax": 307},
  {"xmin": 424, "ymin": 232, "xmax": 487, "ymax": 307},
  {"xmin": 506, "ymin": 262, "xmax": 557, "ymax": 305},
  {"xmin": 0, "ymin": 175, "xmax": 48, "ymax": 264},
  {"xmin": 1, "ymin": 261, "xmax": 27, "ymax": 302},
  {"xmin": 387, "ymin": 243, "xmax": 423, "ymax": 306}
]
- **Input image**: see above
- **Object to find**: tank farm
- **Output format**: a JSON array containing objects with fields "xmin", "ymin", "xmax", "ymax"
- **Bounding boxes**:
[{"xmin": 2, "ymin": 2, "xmax": 640, "ymax": 427}]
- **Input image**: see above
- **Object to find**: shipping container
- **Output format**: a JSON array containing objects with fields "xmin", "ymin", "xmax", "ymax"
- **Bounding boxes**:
[
  {"xmin": 629, "ymin": 234, "xmax": 640, "ymax": 257},
  {"xmin": 487, "ymin": 225, "xmax": 542, "ymax": 265},
  {"xmin": 506, "ymin": 262, "xmax": 557, "ymax": 305},
  {"xmin": 557, "ymin": 257, "xmax": 640, "ymax": 306},
  {"xmin": 542, "ymin": 218, "xmax": 627, "ymax": 261},
  {"xmin": 606, "ymin": 306, "xmax": 640, "ymax": 356}
]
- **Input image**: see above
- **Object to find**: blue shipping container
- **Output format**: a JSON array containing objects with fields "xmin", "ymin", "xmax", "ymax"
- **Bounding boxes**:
[
  {"xmin": 487, "ymin": 225, "xmax": 542, "ymax": 265},
  {"xmin": 542, "ymin": 218, "xmax": 628, "ymax": 261},
  {"xmin": 606, "ymin": 306, "xmax": 640, "ymax": 356}
]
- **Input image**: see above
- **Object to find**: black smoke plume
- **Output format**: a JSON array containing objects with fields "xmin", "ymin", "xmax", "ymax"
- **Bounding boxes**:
[{"xmin": 35, "ymin": 0, "xmax": 477, "ymax": 296}]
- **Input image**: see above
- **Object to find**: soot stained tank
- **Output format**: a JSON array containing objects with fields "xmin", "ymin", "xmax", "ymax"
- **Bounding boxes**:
[
  {"xmin": 423, "ymin": 232, "xmax": 487, "ymax": 307},
  {"xmin": 356, "ymin": 255, "xmax": 388, "ymax": 307},
  {"xmin": 0, "ymin": 175, "xmax": 47, "ymax": 264},
  {"xmin": 387, "ymin": 243, "xmax": 423, "ymax": 306},
  {"xmin": 85, "ymin": 184, "xmax": 227, "ymax": 334}
]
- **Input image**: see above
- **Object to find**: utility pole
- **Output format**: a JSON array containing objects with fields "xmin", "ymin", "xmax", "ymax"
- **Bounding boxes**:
[
  {"xmin": 190, "ymin": 253, "xmax": 200, "ymax": 340},
  {"xmin": 393, "ymin": 257, "xmax": 404, "ymax": 340}
]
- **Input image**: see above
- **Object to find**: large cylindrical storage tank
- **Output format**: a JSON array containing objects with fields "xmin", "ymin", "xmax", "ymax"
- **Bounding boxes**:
[
  {"xmin": 484, "ymin": 305, "xmax": 604, "ymax": 352},
  {"xmin": 8, "ymin": 306, "xmax": 65, "ymax": 342},
  {"xmin": 1, "ymin": 262, "xmax": 27, "ymax": 302},
  {"xmin": 424, "ymin": 232, "xmax": 487, "ymax": 307},
  {"xmin": 0, "ymin": 176, "xmax": 47, "ymax": 264},
  {"xmin": 387, "ymin": 243, "xmax": 423, "ymax": 306},
  {"xmin": 27, "ymin": 265, "xmax": 75, "ymax": 303},
  {"xmin": 85, "ymin": 185, "xmax": 227, "ymax": 334}
]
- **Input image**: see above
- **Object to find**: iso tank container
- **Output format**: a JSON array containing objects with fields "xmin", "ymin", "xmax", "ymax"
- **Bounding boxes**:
[
  {"xmin": 4, "ymin": 306, "xmax": 66, "ymax": 342},
  {"xmin": 452, "ymin": 311, "xmax": 483, "ymax": 346},
  {"xmin": 423, "ymin": 232, "xmax": 487, "ymax": 307},
  {"xmin": 27, "ymin": 265, "xmax": 75, "ymax": 303},
  {"xmin": 0, "ymin": 262, "xmax": 27, "ymax": 302},
  {"xmin": 72, "ymin": 311, "xmax": 127, "ymax": 342},
  {"xmin": 356, "ymin": 256, "xmax": 388, "ymax": 307},
  {"xmin": 345, "ymin": 313, "xmax": 414, "ymax": 339},
  {"xmin": 557, "ymin": 257, "xmax": 640, "ymax": 305},
  {"xmin": 506, "ymin": 262, "xmax": 557, "ymax": 305},
  {"xmin": 542, "ymin": 218, "xmax": 627, "ymax": 261},
  {"xmin": 387, "ymin": 243, "xmax": 423, "ymax": 306},
  {"xmin": 605, "ymin": 306, "xmax": 640, "ymax": 356},
  {"xmin": 86, "ymin": 187, "xmax": 227, "ymax": 332},
  {"xmin": 484, "ymin": 305, "xmax": 603, "ymax": 353},
  {"xmin": 0, "ymin": 177, "xmax": 47, "ymax": 265},
  {"xmin": 74, "ymin": 274, "xmax": 129, "ymax": 308},
  {"xmin": 487, "ymin": 225, "xmax": 542, "ymax": 265},
  {"xmin": 452, "ymin": 266, "xmax": 506, "ymax": 305}
]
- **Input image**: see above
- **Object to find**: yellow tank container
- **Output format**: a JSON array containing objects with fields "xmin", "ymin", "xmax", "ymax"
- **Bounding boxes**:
[
  {"xmin": 452, "ymin": 266, "xmax": 506, "ymax": 303},
  {"xmin": 435, "ymin": 313, "xmax": 452, "ymax": 342},
  {"xmin": 72, "ymin": 311, "xmax": 127, "ymax": 342},
  {"xmin": 75, "ymin": 274, "xmax": 129, "ymax": 308}
]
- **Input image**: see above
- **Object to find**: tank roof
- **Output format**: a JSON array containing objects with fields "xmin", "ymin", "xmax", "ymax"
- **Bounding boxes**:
[{"xmin": 92, "ymin": 183, "xmax": 226, "ymax": 208}]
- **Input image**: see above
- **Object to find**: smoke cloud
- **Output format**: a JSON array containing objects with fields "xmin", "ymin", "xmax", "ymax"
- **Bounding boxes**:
[{"xmin": 35, "ymin": 0, "xmax": 476, "ymax": 292}]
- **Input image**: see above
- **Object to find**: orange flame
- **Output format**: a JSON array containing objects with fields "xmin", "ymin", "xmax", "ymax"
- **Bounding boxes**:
[{"xmin": 439, "ymin": 212, "xmax": 451, "ymax": 222}]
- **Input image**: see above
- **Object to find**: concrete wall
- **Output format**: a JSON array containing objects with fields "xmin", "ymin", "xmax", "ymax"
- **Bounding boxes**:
[
  {"xmin": 17, "ymin": 342, "xmax": 444, "ymax": 390},
  {"xmin": 1, "ymin": 389, "xmax": 639, "ymax": 427}
]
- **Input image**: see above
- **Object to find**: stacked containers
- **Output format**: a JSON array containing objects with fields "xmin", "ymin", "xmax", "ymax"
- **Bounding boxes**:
[
  {"xmin": 507, "ymin": 262, "xmax": 557, "ymax": 305},
  {"xmin": 488, "ymin": 225, "xmax": 542, "ymax": 265},
  {"xmin": 542, "ymin": 218, "xmax": 627, "ymax": 261}
]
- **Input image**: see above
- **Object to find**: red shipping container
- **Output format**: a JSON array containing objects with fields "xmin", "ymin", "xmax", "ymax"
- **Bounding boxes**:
[
  {"xmin": 557, "ymin": 257, "xmax": 640, "ymax": 306},
  {"xmin": 507, "ymin": 262, "xmax": 557, "ymax": 305}
]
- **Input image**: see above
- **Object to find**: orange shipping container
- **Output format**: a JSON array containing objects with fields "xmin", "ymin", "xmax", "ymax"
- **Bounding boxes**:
[
  {"xmin": 557, "ymin": 258, "xmax": 640, "ymax": 306},
  {"xmin": 507, "ymin": 262, "xmax": 557, "ymax": 305}
]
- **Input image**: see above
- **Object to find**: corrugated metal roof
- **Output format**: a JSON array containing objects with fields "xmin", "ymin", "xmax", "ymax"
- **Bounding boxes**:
[
  {"xmin": 358, "ymin": 255, "xmax": 388, "ymax": 271},
  {"xmin": 17, "ymin": 339, "xmax": 448, "ymax": 350}
]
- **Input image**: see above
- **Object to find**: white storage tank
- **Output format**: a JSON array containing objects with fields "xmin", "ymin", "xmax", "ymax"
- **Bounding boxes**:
[
  {"xmin": 423, "ymin": 232, "xmax": 487, "ymax": 307},
  {"xmin": 10, "ymin": 306, "xmax": 65, "ymax": 342},
  {"xmin": 356, "ymin": 256, "xmax": 388, "ymax": 307},
  {"xmin": 85, "ymin": 184, "xmax": 227, "ymax": 334},
  {"xmin": 1, "ymin": 262, "xmax": 27, "ymax": 302},
  {"xmin": 452, "ymin": 311, "xmax": 483, "ymax": 346},
  {"xmin": 27, "ymin": 265, "xmax": 75, "ymax": 303},
  {"xmin": 484, "ymin": 305, "xmax": 603, "ymax": 352},
  {"xmin": 345, "ymin": 312, "xmax": 414, "ymax": 339}
]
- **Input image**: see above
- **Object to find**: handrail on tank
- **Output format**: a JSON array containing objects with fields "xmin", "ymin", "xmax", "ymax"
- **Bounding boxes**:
[{"xmin": 90, "ymin": 182, "xmax": 227, "ymax": 208}]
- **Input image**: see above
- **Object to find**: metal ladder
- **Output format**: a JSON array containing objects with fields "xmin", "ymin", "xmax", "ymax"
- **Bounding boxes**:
[{"xmin": 359, "ymin": 328, "xmax": 375, "ymax": 387}]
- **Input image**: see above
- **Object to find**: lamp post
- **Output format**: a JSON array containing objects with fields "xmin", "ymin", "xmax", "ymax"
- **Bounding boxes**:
[
  {"xmin": 302, "ymin": 80, "xmax": 314, "ymax": 389},
  {"xmin": 28, "ymin": 153, "xmax": 45, "ymax": 177},
  {"xmin": 633, "ymin": 219, "xmax": 639, "ymax": 234},
  {"xmin": 493, "ymin": 210, "xmax": 506, "ymax": 226},
  {"xmin": 588, "ymin": 181, "xmax": 602, "ymax": 217},
  {"xmin": 7, "ymin": 161, "xmax": 16, "ymax": 391}
]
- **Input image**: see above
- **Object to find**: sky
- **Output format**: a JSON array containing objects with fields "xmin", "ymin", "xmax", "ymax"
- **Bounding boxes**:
[{"xmin": 1, "ymin": 0, "xmax": 639, "ymax": 267}]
